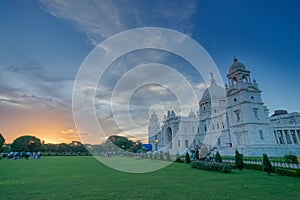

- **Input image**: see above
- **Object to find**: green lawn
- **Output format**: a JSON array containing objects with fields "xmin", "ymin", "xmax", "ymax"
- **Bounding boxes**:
[{"xmin": 0, "ymin": 156, "xmax": 299, "ymax": 200}]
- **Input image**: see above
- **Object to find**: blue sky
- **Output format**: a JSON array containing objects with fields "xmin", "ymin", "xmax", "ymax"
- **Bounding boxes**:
[{"xmin": 0, "ymin": 0, "xmax": 299, "ymax": 143}]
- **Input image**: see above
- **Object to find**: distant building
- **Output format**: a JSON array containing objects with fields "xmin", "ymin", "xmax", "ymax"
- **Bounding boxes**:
[{"xmin": 148, "ymin": 57, "xmax": 300, "ymax": 156}]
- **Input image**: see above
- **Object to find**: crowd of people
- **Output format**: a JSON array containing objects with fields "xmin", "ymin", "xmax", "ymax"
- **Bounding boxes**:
[{"xmin": 0, "ymin": 151, "xmax": 42, "ymax": 160}]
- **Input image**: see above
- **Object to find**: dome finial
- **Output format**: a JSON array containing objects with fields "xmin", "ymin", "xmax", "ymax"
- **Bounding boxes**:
[{"xmin": 233, "ymin": 56, "xmax": 238, "ymax": 62}]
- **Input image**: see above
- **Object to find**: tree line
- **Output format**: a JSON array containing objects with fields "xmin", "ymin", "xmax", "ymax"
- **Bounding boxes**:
[{"xmin": 0, "ymin": 133, "xmax": 144, "ymax": 154}]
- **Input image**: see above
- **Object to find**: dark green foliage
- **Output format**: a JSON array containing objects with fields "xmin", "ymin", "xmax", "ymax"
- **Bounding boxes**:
[
  {"xmin": 0, "ymin": 133, "xmax": 5, "ymax": 152},
  {"xmin": 130, "ymin": 140, "xmax": 143, "ymax": 153},
  {"xmin": 185, "ymin": 152, "xmax": 191, "ymax": 164},
  {"xmin": 11, "ymin": 135, "xmax": 42, "ymax": 152},
  {"xmin": 106, "ymin": 135, "xmax": 133, "ymax": 151},
  {"xmin": 159, "ymin": 151, "xmax": 164, "ymax": 160},
  {"xmin": 275, "ymin": 168, "xmax": 300, "ymax": 177},
  {"xmin": 55, "ymin": 143, "xmax": 69, "ymax": 153},
  {"xmin": 191, "ymin": 161, "xmax": 232, "ymax": 173},
  {"xmin": 283, "ymin": 154, "xmax": 298, "ymax": 164},
  {"xmin": 153, "ymin": 152, "xmax": 158, "ymax": 160},
  {"xmin": 165, "ymin": 151, "xmax": 171, "ymax": 161},
  {"xmin": 235, "ymin": 150, "xmax": 244, "ymax": 171},
  {"xmin": 244, "ymin": 164, "xmax": 263, "ymax": 171},
  {"xmin": 262, "ymin": 154, "xmax": 273, "ymax": 175},
  {"xmin": 175, "ymin": 153, "xmax": 181, "ymax": 162},
  {"xmin": 215, "ymin": 151, "xmax": 222, "ymax": 163}
]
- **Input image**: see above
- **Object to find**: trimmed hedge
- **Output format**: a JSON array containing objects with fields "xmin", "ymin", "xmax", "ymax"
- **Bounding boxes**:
[
  {"xmin": 244, "ymin": 163, "xmax": 275, "ymax": 172},
  {"xmin": 191, "ymin": 161, "xmax": 232, "ymax": 173},
  {"xmin": 275, "ymin": 168, "xmax": 300, "ymax": 177}
]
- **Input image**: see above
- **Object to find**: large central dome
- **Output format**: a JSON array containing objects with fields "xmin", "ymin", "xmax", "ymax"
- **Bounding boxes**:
[{"xmin": 200, "ymin": 75, "xmax": 225, "ymax": 103}]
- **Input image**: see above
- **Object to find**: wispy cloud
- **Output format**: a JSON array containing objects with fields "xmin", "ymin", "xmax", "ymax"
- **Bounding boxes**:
[
  {"xmin": 1, "ymin": 0, "xmax": 199, "ymax": 144},
  {"xmin": 0, "ymin": 58, "xmax": 73, "ymax": 111},
  {"xmin": 39, "ymin": 0, "xmax": 198, "ymax": 45}
]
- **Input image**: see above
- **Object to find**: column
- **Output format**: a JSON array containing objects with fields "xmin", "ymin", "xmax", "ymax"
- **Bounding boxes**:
[
  {"xmin": 288, "ymin": 130, "xmax": 294, "ymax": 144},
  {"xmin": 274, "ymin": 130, "xmax": 279, "ymax": 144},
  {"xmin": 296, "ymin": 130, "xmax": 300, "ymax": 143}
]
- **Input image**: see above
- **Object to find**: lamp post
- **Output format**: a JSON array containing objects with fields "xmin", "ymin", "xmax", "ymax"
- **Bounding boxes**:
[{"xmin": 155, "ymin": 139, "xmax": 159, "ymax": 151}]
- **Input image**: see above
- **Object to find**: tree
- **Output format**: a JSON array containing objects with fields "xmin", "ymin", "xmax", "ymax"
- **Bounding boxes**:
[
  {"xmin": 0, "ymin": 133, "xmax": 5, "ymax": 152},
  {"xmin": 185, "ymin": 152, "xmax": 191, "ymax": 164},
  {"xmin": 262, "ymin": 153, "xmax": 272, "ymax": 175},
  {"xmin": 215, "ymin": 151, "xmax": 222, "ymax": 163},
  {"xmin": 130, "ymin": 140, "xmax": 143, "ymax": 153},
  {"xmin": 235, "ymin": 150, "xmax": 244, "ymax": 171},
  {"xmin": 106, "ymin": 135, "xmax": 134, "ymax": 151},
  {"xmin": 11, "ymin": 135, "xmax": 42, "ymax": 152},
  {"xmin": 55, "ymin": 143, "xmax": 69, "ymax": 153}
]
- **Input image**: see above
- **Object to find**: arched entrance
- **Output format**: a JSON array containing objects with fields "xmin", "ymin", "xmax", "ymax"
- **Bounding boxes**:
[{"xmin": 166, "ymin": 127, "xmax": 172, "ymax": 148}]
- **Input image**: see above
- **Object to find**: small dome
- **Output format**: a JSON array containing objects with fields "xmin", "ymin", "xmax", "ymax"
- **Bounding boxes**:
[
  {"xmin": 229, "ymin": 57, "xmax": 246, "ymax": 73},
  {"xmin": 188, "ymin": 110, "xmax": 196, "ymax": 118},
  {"xmin": 151, "ymin": 111, "xmax": 158, "ymax": 119}
]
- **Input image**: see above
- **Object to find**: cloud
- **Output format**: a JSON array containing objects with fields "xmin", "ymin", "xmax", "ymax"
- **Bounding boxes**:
[
  {"xmin": 39, "ymin": 0, "xmax": 198, "ymax": 45},
  {"xmin": 0, "ymin": 57, "xmax": 74, "ymax": 112},
  {"xmin": 0, "ymin": 0, "xmax": 200, "ymax": 143},
  {"xmin": 61, "ymin": 129, "xmax": 75, "ymax": 134}
]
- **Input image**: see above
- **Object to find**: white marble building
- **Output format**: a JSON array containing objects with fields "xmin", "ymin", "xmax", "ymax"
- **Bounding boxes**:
[{"xmin": 148, "ymin": 57, "xmax": 300, "ymax": 156}]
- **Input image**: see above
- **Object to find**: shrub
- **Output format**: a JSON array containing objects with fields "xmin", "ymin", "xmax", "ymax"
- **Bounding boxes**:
[
  {"xmin": 244, "ymin": 164, "xmax": 263, "ymax": 171},
  {"xmin": 159, "ymin": 151, "xmax": 164, "ymax": 160},
  {"xmin": 165, "ymin": 151, "xmax": 171, "ymax": 161},
  {"xmin": 153, "ymin": 152, "xmax": 158, "ymax": 160},
  {"xmin": 215, "ymin": 151, "xmax": 222, "ymax": 163},
  {"xmin": 175, "ymin": 153, "xmax": 182, "ymax": 163},
  {"xmin": 263, "ymin": 153, "xmax": 273, "ymax": 175},
  {"xmin": 275, "ymin": 168, "xmax": 300, "ymax": 177},
  {"xmin": 191, "ymin": 161, "xmax": 232, "ymax": 173},
  {"xmin": 145, "ymin": 153, "xmax": 148, "ymax": 159},
  {"xmin": 283, "ymin": 154, "xmax": 298, "ymax": 164},
  {"xmin": 185, "ymin": 153, "xmax": 191, "ymax": 164},
  {"xmin": 149, "ymin": 152, "xmax": 153, "ymax": 159},
  {"xmin": 235, "ymin": 150, "xmax": 244, "ymax": 171}
]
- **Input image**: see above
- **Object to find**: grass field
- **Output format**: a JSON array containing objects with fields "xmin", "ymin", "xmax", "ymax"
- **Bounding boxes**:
[{"xmin": 0, "ymin": 156, "xmax": 299, "ymax": 200}]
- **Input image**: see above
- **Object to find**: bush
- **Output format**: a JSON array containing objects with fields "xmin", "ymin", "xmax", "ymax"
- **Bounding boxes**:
[
  {"xmin": 263, "ymin": 153, "xmax": 273, "ymax": 175},
  {"xmin": 159, "ymin": 151, "xmax": 164, "ymax": 160},
  {"xmin": 175, "ymin": 153, "xmax": 183, "ymax": 163},
  {"xmin": 244, "ymin": 163, "xmax": 266, "ymax": 171},
  {"xmin": 215, "ymin": 151, "xmax": 222, "ymax": 163},
  {"xmin": 185, "ymin": 152, "xmax": 191, "ymax": 164},
  {"xmin": 275, "ymin": 168, "xmax": 300, "ymax": 177},
  {"xmin": 191, "ymin": 161, "xmax": 232, "ymax": 173},
  {"xmin": 153, "ymin": 152, "xmax": 158, "ymax": 160},
  {"xmin": 165, "ymin": 151, "xmax": 171, "ymax": 161},
  {"xmin": 283, "ymin": 154, "xmax": 298, "ymax": 164},
  {"xmin": 235, "ymin": 150, "xmax": 244, "ymax": 171}
]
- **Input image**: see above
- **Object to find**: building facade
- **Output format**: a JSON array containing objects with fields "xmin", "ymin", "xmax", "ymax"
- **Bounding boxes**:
[{"xmin": 148, "ymin": 58, "xmax": 300, "ymax": 156}]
